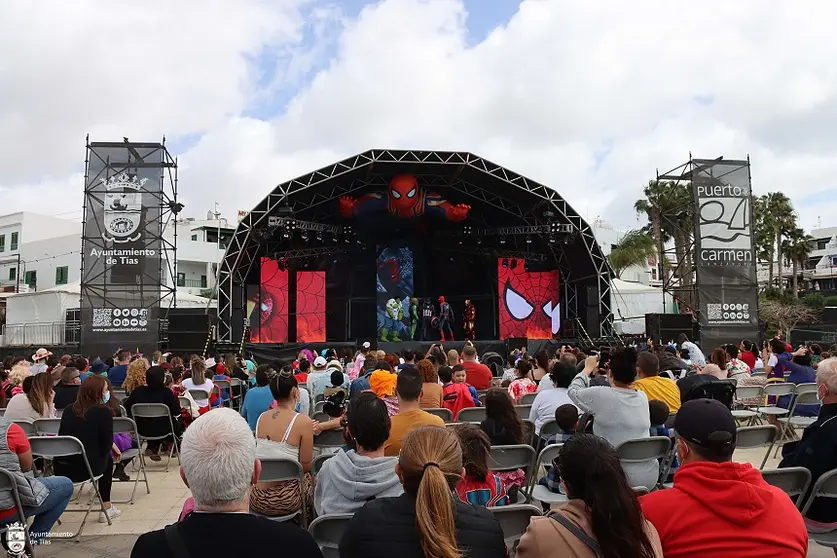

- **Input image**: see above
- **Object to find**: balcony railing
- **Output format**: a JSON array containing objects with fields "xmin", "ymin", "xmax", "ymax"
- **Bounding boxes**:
[
  {"xmin": 1, "ymin": 321, "xmax": 81, "ymax": 347},
  {"xmin": 176, "ymin": 279, "xmax": 208, "ymax": 288}
]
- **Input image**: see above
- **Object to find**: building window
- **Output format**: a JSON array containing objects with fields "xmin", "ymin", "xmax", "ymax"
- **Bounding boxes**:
[
  {"xmin": 200, "ymin": 275, "xmax": 208, "ymax": 288},
  {"xmin": 10, "ymin": 232, "xmax": 18, "ymax": 251},
  {"xmin": 0, "ymin": 235, "xmax": 5, "ymax": 252},
  {"xmin": 55, "ymin": 266, "xmax": 68, "ymax": 285},
  {"xmin": 176, "ymin": 272, "xmax": 186, "ymax": 287},
  {"xmin": 24, "ymin": 270, "xmax": 36, "ymax": 288},
  {"xmin": 8, "ymin": 268, "xmax": 15, "ymax": 281},
  {"xmin": 191, "ymin": 234, "xmax": 197, "ymax": 241},
  {"xmin": 831, "ymin": 256, "xmax": 837, "ymax": 267}
]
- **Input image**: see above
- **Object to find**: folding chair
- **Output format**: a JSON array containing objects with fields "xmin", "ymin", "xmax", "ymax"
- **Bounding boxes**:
[
  {"xmin": 0, "ymin": 467, "xmax": 34, "ymax": 556},
  {"xmin": 250, "ymin": 457, "xmax": 307, "ymax": 527},
  {"xmin": 313, "ymin": 401, "xmax": 326, "ymax": 415},
  {"xmin": 776, "ymin": 386, "xmax": 820, "ymax": 454},
  {"xmin": 490, "ymin": 504, "xmax": 542, "ymax": 553},
  {"xmin": 311, "ymin": 453, "xmax": 335, "ymax": 476},
  {"xmin": 29, "ymin": 436, "xmax": 111, "ymax": 539},
  {"xmin": 131, "ymin": 403, "xmax": 181, "ymax": 472},
  {"xmin": 312, "ymin": 412, "xmax": 331, "ymax": 424},
  {"xmin": 514, "ymin": 405, "xmax": 532, "ymax": 420},
  {"xmin": 518, "ymin": 392, "xmax": 537, "ymax": 406},
  {"xmin": 456, "ymin": 407, "xmax": 487, "ymax": 423},
  {"xmin": 526, "ymin": 443, "xmax": 566, "ymax": 506},
  {"xmin": 111, "ymin": 417, "xmax": 150, "ymax": 504},
  {"xmin": 308, "ymin": 513, "xmax": 353, "ymax": 558},
  {"xmin": 119, "ymin": 405, "xmax": 128, "ymax": 418},
  {"xmin": 33, "ymin": 418, "xmax": 61, "ymax": 436},
  {"xmin": 757, "ymin": 383, "xmax": 795, "ymax": 422},
  {"xmin": 425, "ymin": 408, "xmax": 453, "ymax": 423},
  {"xmin": 489, "ymin": 445, "xmax": 536, "ymax": 503},
  {"xmin": 521, "ymin": 419, "xmax": 535, "ymax": 446},
  {"xmin": 313, "ymin": 429, "xmax": 345, "ymax": 450},
  {"xmin": 751, "ymin": 371, "xmax": 767, "ymax": 378},
  {"xmin": 761, "ymin": 467, "xmax": 811, "ymax": 509},
  {"xmin": 800, "ymin": 468, "xmax": 837, "ymax": 549},
  {"xmin": 539, "ymin": 419, "xmax": 560, "ymax": 438},
  {"xmin": 735, "ymin": 425, "xmax": 777, "ymax": 469},
  {"xmin": 215, "ymin": 380, "xmax": 233, "ymax": 408},
  {"xmin": 229, "ymin": 378, "xmax": 244, "ymax": 410},
  {"xmin": 55, "ymin": 408, "xmax": 63, "ymax": 418},
  {"xmin": 188, "ymin": 389, "xmax": 211, "ymax": 406},
  {"xmin": 178, "ymin": 396, "xmax": 191, "ymax": 412},
  {"xmin": 731, "ymin": 386, "xmax": 763, "ymax": 424},
  {"xmin": 12, "ymin": 421, "xmax": 35, "ymax": 438},
  {"xmin": 112, "ymin": 388, "xmax": 127, "ymax": 403},
  {"xmin": 616, "ymin": 437, "xmax": 671, "ymax": 488}
]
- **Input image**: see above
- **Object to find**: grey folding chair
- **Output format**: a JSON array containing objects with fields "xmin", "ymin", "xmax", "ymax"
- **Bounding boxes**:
[
  {"xmin": 12, "ymin": 421, "xmax": 35, "ymax": 438},
  {"xmin": 514, "ymin": 405, "xmax": 532, "ymax": 420},
  {"xmin": 457, "ymin": 407, "xmax": 487, "ymax": 423},
  {"xmin": 776, "ymin": 387, "xmax": 820, "ymax": 454},
  {"xmin": 539, "ymin": 419, "xmax": 560, "ymax": 438},
  {"xmin": 314, "ymin": 401, "xmax": 326, "ymax": 415},
  {"xmin": 250, "ymin": 457, "xmax": 307, "ymax": 527},
  {"xmin": 757, "ymin": 383, "xmax": 795, "ymax": 421},
  {"xmin": 111, "ymin": 417, "xmax": 150, "ymax": 504},
  {"xmin": 178, "ymin": 396, "xmax": 191, "ymax": 411},
  {"xmin": 29, "ymin": 436, "xmax": 111, "ymax": 539},
  {"xmin": 308, "ymin": 513, "xmax": 353, "ymax": 558},
  {"xmin": 130, "ymin": 403, "xmax": 181, "ymax": 472},
  {"xmin": 751, "ymin": 371, "xmax": 767, "ymax": 378},
  {"xmin": 0, "ymin": 467, "xmax": 34, "ymax": 555},
  {"xmin": 801, "ymin": 468, "xmax": 837, "ymax": 548},
  {"xmin": 521, "ymin": 419, "xmax": 535, "ymax": 446},
  {"xmin": 311, "ymin": 453, "xmax": 335, "ymax": 476},
  {"xmin": 188, "ymin": 389, "xmax": 211, "ymax": 406},
  {"xmin": 313, "ymin": 429, "xmax": 345, "ymax": 450},
  {"xmin": 54, "ymin": 407, "xmax": 63, "ymax": 418},
  {"xmin": 215, "ymin": 380, "xmax": 233, "ymax": 408},
  {"xmin": 112, "ymin": 388, "xmax": 127, "ymax": 403},
  {"xmin": 119, "ymin": 405, "xmax": 128, "ymax": 418},
  {"xmin": 489, "ymin": 444, "xmax": 536, "ymax": 503},
  {"xmin": 526, "ymin": 443, "xmax": 566, "ymax": 506},
  {"xmin": 425, "ymin": 407, "xmax": 453, "ymax": 423},
  {"xmin": 616, "ymin": 436, "xmax": 670, "ymax": 487},
  {"xmin": 518, "ymin": 392, "xmax": 537, "ymax": 406},
  {"xmin": 490, "ymin": 504, "xmax": 542, "ymax": 553},
  {"xmin": 312, "ymin": 412, "xmax": 331, "ymax": 424},
  {"xmin": 761, "ymin": 467, "xmax": 811, "ymax": 509},
  {"xmin": 33, "ymin": 418, "xmax": 61, "ymax": 436},
  {"xmin": 735, "ymin": 425, "xmax": 778, "ymax": 469},
  {"xmin": 229, "ymin": 378, "xmax": 244, "ymax": 410},
  {"xmin": 731, "ymin": 386, "xmax": 763, "ymax": 424}
]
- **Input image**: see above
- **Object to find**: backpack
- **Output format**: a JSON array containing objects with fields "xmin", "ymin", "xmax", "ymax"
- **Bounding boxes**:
[{"xmin": 685, "ymin": 381, "xmax": 735, "ymax": 409}]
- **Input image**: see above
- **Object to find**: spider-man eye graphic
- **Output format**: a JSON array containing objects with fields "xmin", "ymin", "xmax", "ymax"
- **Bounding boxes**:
[
  {"xmin": 406, "ymin": 188, "xmax": 416, "ymax": 198},
  {"xmin": 391, "ymin": 189, "xmax": 401, "ymax": 199},
  {"xmin": 498, "ymin": 259, "xmax": 560, "ymax": 339}
]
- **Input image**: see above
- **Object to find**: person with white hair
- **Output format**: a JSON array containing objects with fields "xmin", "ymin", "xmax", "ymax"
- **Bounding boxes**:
[
  {"xmin": 779, "ymin": 356, "xmax": 837, "ymax": 542},
  {"xmin": 130, "ymin": 408, "xmax": 322, "ymax": 558}
]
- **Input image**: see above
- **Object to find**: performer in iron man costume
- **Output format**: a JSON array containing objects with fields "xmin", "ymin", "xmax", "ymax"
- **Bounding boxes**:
[{"xmin": 463, "ymin": 299, "xmax": 475, "ymax": 340}]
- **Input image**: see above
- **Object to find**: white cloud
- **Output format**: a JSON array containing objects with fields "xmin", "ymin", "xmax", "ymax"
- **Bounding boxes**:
[{"xmin": 3, "ymin": 0, "xmax": 837, "ymax": 233}]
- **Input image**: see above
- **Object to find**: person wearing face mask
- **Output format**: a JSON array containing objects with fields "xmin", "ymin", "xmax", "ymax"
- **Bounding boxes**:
[
  {"xmin": 640, "ymin": 398, "xmax": 807, "ymax": 558},
  {"xmin": 779, "ymin": 357, "xmax": 837, "ymax": 539},
  {"xmin": 55, "ymin": 374, "xmax": 122, "ymax": 523},
  {"xmin": 250, "ymin": 370, "xmax": 314, "ymax": 519}
]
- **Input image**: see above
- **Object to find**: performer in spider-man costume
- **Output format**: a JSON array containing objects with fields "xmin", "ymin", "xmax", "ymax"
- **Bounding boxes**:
[
  {"xmin": 438, "ymin": 296, "xmax": 454, "ymax": 342},
  {"xmin": 463, "ymin": 299, "xmax": 475, "ymax": 340},
  {"xmin": 339, "ymin": 174, "xmax": 471, "ymax": 221}
]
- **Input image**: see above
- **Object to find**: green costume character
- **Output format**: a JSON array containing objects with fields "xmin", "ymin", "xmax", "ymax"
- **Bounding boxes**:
[{"xmin": 410, "ymin": 298, "xmax": 419, "ymax": 340}]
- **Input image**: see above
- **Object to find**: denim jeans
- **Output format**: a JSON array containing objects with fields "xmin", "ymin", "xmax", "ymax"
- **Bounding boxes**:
[{"xmin": 0, "ymin": 476, "xmax": 74, "ymax": 544}]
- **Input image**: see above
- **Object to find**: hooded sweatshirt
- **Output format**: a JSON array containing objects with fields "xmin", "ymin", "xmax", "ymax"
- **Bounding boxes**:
[
  {"xmin": 640, "ymin": 461, "xmax": 807, "ymax": 558},
  {"xmin": 313, "ymin": 449, "xmax": 403, "ymax": 516},
  {"xmin": 516, "ymin": 500, "xmax": 663, "ymax": 558}
]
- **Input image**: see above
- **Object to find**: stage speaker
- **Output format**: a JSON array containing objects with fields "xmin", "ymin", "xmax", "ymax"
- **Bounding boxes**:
[
  {"xmin": 168, "ymin": 310, "xmax": 214, "ymax": 354},
  {"xmin": 645, "ymin": 313, "xmax": 694, "ymax": 344},
  {"xmin": 585, "ymin": 305, "xmax": 601, "ymax": 338}
]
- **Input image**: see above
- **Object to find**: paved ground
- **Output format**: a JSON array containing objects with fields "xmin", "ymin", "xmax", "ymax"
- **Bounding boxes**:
[{"xmin": 23, "ymin": 442, "xmax": 835, "ymax": 557}]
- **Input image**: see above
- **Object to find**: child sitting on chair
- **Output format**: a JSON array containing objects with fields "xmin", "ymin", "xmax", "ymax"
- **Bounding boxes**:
[
  {"xmin": 453, "ymin": 424, "xmax": 509, "ymax": 507},
  {"xmin": 537, "ymin": 404, "xmax": 580, "ymax": 495}
]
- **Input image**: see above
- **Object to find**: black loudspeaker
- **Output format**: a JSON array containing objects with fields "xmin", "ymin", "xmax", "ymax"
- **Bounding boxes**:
[
  {"xmin": 645, "ymin": 313, "xmax": 694, "ymax": 344},
  {"xmin": 167, "ymin": 310, "xmax": 214, "ymax": 354}
]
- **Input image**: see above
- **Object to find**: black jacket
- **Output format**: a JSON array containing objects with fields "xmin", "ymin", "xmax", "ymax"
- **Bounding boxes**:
[
  {"xmin": 780, "ymin": 402, "xmax": 837, "ymax": 522},
  {"xmin": 124, "ymin": 385, "xmax": 183, "ymax": 439},
  {"xmin": 53, "ymin": 384, "xmax": 80, "ymax": 410},
  {"xmin": 339, "ymin": 493, "xmax": 506, "ymax": 558}
]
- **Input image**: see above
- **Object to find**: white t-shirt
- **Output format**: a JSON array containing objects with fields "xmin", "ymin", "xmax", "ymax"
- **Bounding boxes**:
[
  {"xmin": 530, "ymin": 387, "xmax": 575, "ymax": 434},
  {"xmin": 767, "ymin": 354, "xmax": 778, "ymax": 368},
  {"xmin": 183, "ymin": 378, "xmax": 215, "ymax": 407},
  {"xmin": 537, "ymin": 375, "xmax": 554, "ymax": 392}
]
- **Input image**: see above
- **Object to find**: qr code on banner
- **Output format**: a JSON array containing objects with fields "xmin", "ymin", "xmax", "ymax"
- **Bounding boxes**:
[
  {"xmin": 92, "ymin": 308, "xmax": 113, "ymax": 327},
  {"xmin": 707, "ymin": 303, "xmax": 723, "ymax": 321}
]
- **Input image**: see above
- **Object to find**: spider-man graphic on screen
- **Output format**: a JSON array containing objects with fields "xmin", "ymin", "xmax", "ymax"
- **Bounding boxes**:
[
  {"xmin": 497, "ymin": 259, "xmax": 560, "ymax": 340},
  {"xmin": 339, "ymin": 174, "xmax": 471, "ymax": 221}
]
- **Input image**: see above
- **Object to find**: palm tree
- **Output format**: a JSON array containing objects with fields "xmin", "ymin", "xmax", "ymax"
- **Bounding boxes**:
[
  {"xmin": 753, "ymin": 195, "xmax": 775, "ymax": 284},
  {"xmin": 784, "ymin": 227, "xmax": 816, "ymax": 297},
  {"xmin": 765, "ymin": 192, "xmax": 795, "ymax": 291},
  {"xmin": 608, "ymin": 229, "xmax": 657, "ymax": 278}
]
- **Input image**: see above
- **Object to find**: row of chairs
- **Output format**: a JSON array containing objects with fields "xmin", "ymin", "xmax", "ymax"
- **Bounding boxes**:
[{"xmin": 424, "ymin": 404, "xmax": 532, "ymax": 424}]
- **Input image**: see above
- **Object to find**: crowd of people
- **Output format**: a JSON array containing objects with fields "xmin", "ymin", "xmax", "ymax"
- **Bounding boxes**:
[{"xmin": 0, "ymin": 335, "xmax": 834, "ymax": 557}]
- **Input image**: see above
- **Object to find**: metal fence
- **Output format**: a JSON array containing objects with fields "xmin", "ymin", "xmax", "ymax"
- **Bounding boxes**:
[{"xmin": 1, "ymin": 321, "xmax": 81, "ymax": 347}]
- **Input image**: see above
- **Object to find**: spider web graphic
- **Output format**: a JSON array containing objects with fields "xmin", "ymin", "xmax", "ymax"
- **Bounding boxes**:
[
  {"xmin": 296, "ymin": 271, "xmax": 326, "ymax": 343},
  {"xmin": 497, "ymin": 259, "xmax": 559, "ymax": 340},
  {"xmin": 258, "ymin": 257, "xmax": 288, "ymax": 343}
]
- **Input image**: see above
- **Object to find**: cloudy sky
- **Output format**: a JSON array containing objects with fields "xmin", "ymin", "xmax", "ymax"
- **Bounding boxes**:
[{"xmin": 2, "ymin": 0, "xmax": 835, "ymax": 233}]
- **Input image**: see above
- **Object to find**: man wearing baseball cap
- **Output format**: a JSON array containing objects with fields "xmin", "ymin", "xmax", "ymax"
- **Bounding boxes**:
[
  {"xmin": 641, "ymin": 399, "xmax": 807, "ymax": 557},
  {"xmin": 306, "ymin": 356, "xmax": 330, "ymax": 400}
]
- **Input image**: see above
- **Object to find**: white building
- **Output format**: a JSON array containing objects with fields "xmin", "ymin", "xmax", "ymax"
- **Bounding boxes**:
[
  {"xmin": 590, "ymin": 218, "xmax": 659, "ymax": 285},
  {"xmin": 167, "ymin": 215, "xmax": 235, "ymax": 297}
]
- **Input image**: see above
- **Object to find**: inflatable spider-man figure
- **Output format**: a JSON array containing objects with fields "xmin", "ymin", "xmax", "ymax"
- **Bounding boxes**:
[{"xmin": 339, "ymin": 174, "xmax": 471, "ymax": 221}]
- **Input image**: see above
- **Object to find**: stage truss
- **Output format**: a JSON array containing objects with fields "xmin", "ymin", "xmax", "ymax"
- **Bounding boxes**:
[{"xmin": 217, "ymin": 149, "xmax": 613, "ymax": 343}]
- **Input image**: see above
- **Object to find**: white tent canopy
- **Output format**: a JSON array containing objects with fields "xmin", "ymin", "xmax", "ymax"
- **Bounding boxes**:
[{"xmin": 610, "ymin": 278, "xmax": 678, "ymax": 334}]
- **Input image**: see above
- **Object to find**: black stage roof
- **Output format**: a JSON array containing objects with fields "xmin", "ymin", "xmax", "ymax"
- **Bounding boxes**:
[{"xmin": 217, "ymin": 149, "xmax": 613, "ymax": 343}]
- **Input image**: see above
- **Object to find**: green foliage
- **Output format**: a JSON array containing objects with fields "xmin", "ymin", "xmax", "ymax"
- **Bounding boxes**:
[
  {"xmin": 608, "ymin": 229, "xmax": 656, "ymax": 278},
  {"xmin": 826, "ymin": 296, "xmax": 837, "ymax": 307},
  {"xmin": 761, "ymin": 287, "xmax": 795, "ymax": 305},
  {"xmin": 803, "ymin": 293, "xmax": 825, "ymax": 310}
]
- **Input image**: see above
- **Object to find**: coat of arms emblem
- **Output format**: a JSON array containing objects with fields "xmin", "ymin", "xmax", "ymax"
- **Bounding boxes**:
[
  {"xmin": 101, "ymin": 172, "xmax": 145, "ymax": 243},
  {"xmin": 5, "ymin": 522, "xmax": 27, "ymax": 555}
]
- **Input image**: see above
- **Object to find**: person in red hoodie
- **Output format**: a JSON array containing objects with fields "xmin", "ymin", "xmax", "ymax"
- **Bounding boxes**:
[
  {"xmin": 461, "ymin": 343, "xmax": 493, "ymax": 390},
  {"xmin": 640, "ymin": 398, "xmax": 808, "ymax": 558}
]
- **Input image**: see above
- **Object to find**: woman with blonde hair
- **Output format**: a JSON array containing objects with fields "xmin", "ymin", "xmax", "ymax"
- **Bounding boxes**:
[
  {"xmin": 5, "ymin": 372, "xmax": 55, "ymax": 422},
  {"xmin": 4, "ymin": 362, "xmax": 31, "ymax": 399},
  {"xmin": 122, "ymin": 358, "xmax": 149, "ymax": 394},
  {"xmin": 340, "ymin": 426, "xmax": 506, "ymax": 558}
]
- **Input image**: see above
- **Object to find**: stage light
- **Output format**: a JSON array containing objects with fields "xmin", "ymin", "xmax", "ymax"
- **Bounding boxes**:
[
  {"xmin": 463, "ymin": 226, "xmax": 472, "ymax": 235},
  {"xmin": 510, "ymin": 259, "xmax": 518, "ymax": 270},
  {"xmin": 300, "ymin": 230, "xmax": 309, "ymax": 242},
  {"xmin": 550, "ymin": 222, "xmax": 561, "ymax": 234},
  {"xmin": 476, "ymin": 237, "xmax": 482, "ymax": 245},
  {"xmin": 282, "ymin": 229, "xmax": 290, "ymax": 239},
  {"xmin": 315, "ymin": 231, "xmax": 323, "ymax": 241},
  {"xmin": 548, "ymin": 234, "xmax": 556, "ymax": 244},
  {"xmin": 499, "ymin": 236, "xmax": 506, "ymax": 245},
  {"xmin": 168, "ymin": 201, "xmax": 185, "ymax": 215},
  {"xmin": 525, "ymin": 235, "xmax": 532, "ymax": 245},
  {"xmin": 502, "ymin": 258, "xmax": 509, "ymax": 268},
  {"xmin": 331, "ymin": 231, "xmax": 339, "ymax": 243}
]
